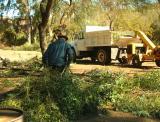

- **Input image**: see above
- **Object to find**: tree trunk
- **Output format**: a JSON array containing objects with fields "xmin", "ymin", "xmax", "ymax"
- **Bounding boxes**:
[
  {"xmin": 38, "ymin": 0, "xmax": 54, "ymax": 55},
  {"xmin": 38, "ymin": 24, "xmax": 46, "ymax": 54},
  {"xmin": 109, "ymin": 20, "xmax": 113, "ymax": 30},
  {"xmin": 31, "ymin": 26, "xmax": 37, "ymax": 44}
]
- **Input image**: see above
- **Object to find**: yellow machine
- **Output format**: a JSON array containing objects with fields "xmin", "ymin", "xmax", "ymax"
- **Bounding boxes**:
[{"xmin": 126, "ymin": 31, "xmax": 160, "ymax": 67}]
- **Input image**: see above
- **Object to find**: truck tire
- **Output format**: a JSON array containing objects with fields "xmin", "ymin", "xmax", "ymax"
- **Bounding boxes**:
[
  {"xmin": 118, "ymin": 58, "xmax": 123, "ymax": 64},
  {"xmin": 155, "ymin": 60, "xmax": 160, "ymax": 67},
  {"xmin": 118, "ymin": 56, "xmax": 128, "ymax": 64},
  {"xmin": 132, "ymin": 55, "xmax": 142, "ymax": 67},
  {"xmin": 97, "ymin": 49, "xmax": 111, "ymax": 65}
]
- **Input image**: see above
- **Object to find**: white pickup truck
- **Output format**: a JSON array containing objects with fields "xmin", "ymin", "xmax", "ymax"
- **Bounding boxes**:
[{"xmin": 71, "ymin": 26, "xmax": 140, "ymax": 65}]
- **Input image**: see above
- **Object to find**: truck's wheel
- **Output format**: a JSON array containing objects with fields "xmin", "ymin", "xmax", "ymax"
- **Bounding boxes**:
[
  {"xmin": 118, "ymin": 58, "xmax": 123, "ymax": 64},
  {"xmin": 118, "ymin": 56, "xmax": 128, "ymax": 64},
  {"xmin": 132, "ymin": 55, "xmax": 142, "ymax": 67},
  {"xmin": 121, "ymin": 56, "xmax": 128, "ymax": 64},
  {"xmin": 97, "ymin": 49, "xmax": 111, "ymax": 65},
  {"xmin": 155, "ymin": 60, "xmax": 160, "ymax": 67}
]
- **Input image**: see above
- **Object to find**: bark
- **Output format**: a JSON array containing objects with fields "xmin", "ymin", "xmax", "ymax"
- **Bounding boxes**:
[
  {"xmin": 38, "ymin": 25, "xmax": 46, "ymax": 54},
  {"xmin": 38, "ymin": 0, "xmax": 54, "ymax": 55},
  {"xmin": 109, "ymin": 20, "xmax": 113, "ymax": 30},
  {"xmin": 106, "ymin": 14, "xmax": 114, "ymax": 30},
  {"xmin": 31, "ymin": 26, "xmax": 37, "ymax": 43}
]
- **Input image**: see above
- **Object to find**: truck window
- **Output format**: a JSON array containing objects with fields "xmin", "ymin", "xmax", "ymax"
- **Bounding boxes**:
[{"xmin": 135, "ymin": 47, "xmax": 146, "ymax": 54}]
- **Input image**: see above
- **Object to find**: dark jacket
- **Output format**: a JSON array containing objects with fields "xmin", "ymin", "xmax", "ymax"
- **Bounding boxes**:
[{"xmin": 42, "ymin": 38, "xmax": 73, "ymax": 67}]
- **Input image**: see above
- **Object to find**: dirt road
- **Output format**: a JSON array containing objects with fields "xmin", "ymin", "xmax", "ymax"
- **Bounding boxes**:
[{"xmin": 70, "ymin": 59, "xmax": 160, "ymax": 75}]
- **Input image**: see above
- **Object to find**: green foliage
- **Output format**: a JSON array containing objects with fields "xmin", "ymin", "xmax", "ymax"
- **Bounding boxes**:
[
  {"xmin": 111, "ymin": 70, "xmax": 160, "ymax": 118},
  {"xmin": 14, "ymin": 43, "xmax": 40, "ymax": 51},
  {"xmin": 23, "ymin": 57, "xmax": 42, "ymax": 71},
  {"xmin": 46, "ymin": 71, "xmax": 83, "ymax": 120},
  {"xmin": 3, "ymin": 29, "xmax": 16, "ymax": 45},
  {"xmin": 1, "ymin": 67, "xmax": 160, "ymax": 121},
  {"xmin": 2, "ymin": 29, "xmax": 27, "ymax": 46},
  {"xmin": 1, "ymin": 0, "xmax": 160, "ymax": 44},
  {"xmin": 0, "ymin": 69, "xmax": 115, "ymax": 121},
  {"xmin": 151, "ymin": 19, "xmax": 160, "ymax": 44},
  {"xmin": 1, "ymin": 99, "xmax": 22, "ymax": 108},
  {"xmin": 112, "ymin": 91, "xmax": 160, "ymax": 117},
  {"xmin": 16, "ymin": 31, "xmax": 27, "ymax": 45},
  {"xmin": 1, "ymin": 79, "xmax": 16, "ymax": 88},
  {"xmin": 0, "ymin": 69, "xmax": 27, "ymax": 77},
  {"xmin": 0, "ymin": 73, "xmax": 69, "ymax": 121},
  {"xmin": 133, "ymin": 71, "xmax": 160, "ymax": 91}
]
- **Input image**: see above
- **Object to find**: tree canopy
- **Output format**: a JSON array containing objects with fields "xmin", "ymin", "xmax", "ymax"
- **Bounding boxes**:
[{"xmin": 0, "ymin": 0, "xmax": 160, "ymax": 52}]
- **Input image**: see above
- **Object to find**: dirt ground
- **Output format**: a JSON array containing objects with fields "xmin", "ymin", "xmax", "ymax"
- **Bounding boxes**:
[
  {"xmin": 0, "ymin": 49, "xmax": 160, "ymax": 122},
  {"xmin": 70, "ymin": 59, "xmax": 160, "ymax": 75},
  {"xmin": 0, "ymin": 49, "xmax": 41, "ymax": 62}
]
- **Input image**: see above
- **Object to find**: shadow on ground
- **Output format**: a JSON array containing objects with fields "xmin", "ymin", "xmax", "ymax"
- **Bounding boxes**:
[{"xmin": 76, "ymin": 110, "xmax": 160, "ymax": 122}]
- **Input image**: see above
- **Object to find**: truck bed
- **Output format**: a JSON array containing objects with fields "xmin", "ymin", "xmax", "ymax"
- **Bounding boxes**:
[{"xmin": 84, "ymin": 30, "xmax": 139, "ymax": 48}]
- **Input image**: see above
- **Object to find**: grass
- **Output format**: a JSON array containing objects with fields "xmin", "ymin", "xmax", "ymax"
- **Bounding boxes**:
[
  {"xmin": 0, "ymin": 42, "xmax": 40, "ymax": 51},
  {"xmin": 111, "ymin": 70, "xmax": 160, "ymax": 118},
  {"xmin": 14, "ymin": 43, "xmax": 40, "ymax": 51}
]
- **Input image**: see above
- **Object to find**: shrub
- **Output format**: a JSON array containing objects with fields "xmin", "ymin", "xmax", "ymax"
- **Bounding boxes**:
[
  {"xmin": 3, "ymin": 29, "xmax": 27, "ymax": 46},
  {"xmin": 3, "ymin": 29, "xmax": 16, "ymax": 46},
  {"xmin": 15, "ymin": 43, "xmax": 40, "ymax": 51}
]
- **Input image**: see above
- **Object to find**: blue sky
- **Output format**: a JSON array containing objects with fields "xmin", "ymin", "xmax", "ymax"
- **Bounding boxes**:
[
  {"xmin": 0, "ymin": 0, "xmax": 19, "ymax": 18},
  {"xmin": 0, "ymin": 0, "xmax": 35, "ymax": 18}
]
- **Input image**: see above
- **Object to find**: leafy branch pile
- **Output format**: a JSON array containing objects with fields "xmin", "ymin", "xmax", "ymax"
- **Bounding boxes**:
[
  {"xmin": 0, "ymin": 68, "xmax": 160, "ymax": 121},
  {"xmin": 112, "ymin": 71, "xmax": 160, "ymax": 118},
  {"xmin": 0, "ymin": 69, "xmax": 118, "ymax": 121}
]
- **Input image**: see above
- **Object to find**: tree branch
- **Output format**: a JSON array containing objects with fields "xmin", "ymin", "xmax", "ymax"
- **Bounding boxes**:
[
  {"xmin": 40, "ymin": 0, "xmax": 54, "ymax": 28},
  {"xmin": 59, "ymin": 0, "xmax": 73, "ymax": 25}
]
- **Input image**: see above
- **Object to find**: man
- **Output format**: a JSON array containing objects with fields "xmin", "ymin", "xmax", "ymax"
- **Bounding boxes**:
[{"xmin": 42, "ymin": 30, "xmax": 73, "ymax": 72}]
